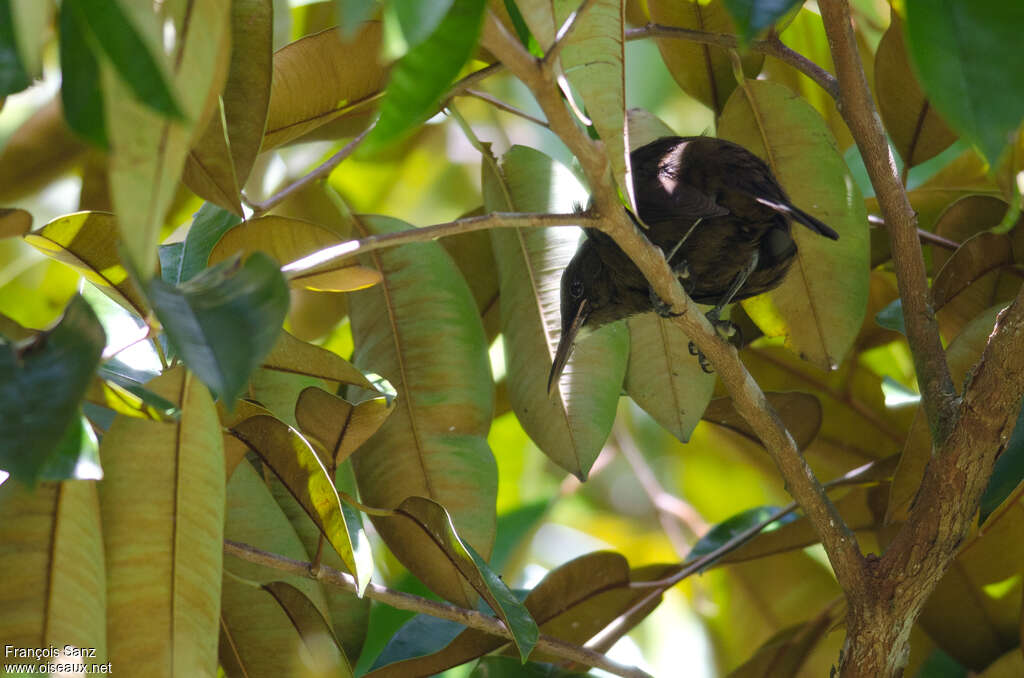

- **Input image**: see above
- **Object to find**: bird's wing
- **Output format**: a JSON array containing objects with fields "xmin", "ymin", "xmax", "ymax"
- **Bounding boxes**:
[{"xmin": 639, "ymin": 184, "xmax": 729, "ymax": 224}]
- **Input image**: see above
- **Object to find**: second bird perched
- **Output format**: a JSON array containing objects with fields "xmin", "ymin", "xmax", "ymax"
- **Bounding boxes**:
[{"xmin": 548, "ymin": 135, "xmax": 841, "ymax": 392}]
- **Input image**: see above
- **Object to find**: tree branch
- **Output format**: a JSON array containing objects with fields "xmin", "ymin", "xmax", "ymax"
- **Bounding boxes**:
[
  {"xmin": 223, "ymin": 540, "xmax": 654, "ymax": 678},
  {"xmin": 819, "ymin": 0, "xmax": 957, "ymax": 442},
  {"xmin": 625, "ymin": 24, "xmax": 839, "ymax": 101},
  {"xmin": 280, "ymin": 211, "xmax": 595, "ymax": 277},
  {"xmin": 247, "ymin": 125, "xmax": 375, "ymax": 217},
  {"xmin": 480, "ymin": 8, "xmax": 867, "ymax": 599}
]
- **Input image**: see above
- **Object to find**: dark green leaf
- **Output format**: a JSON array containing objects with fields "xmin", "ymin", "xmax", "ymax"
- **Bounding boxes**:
[
  {"xmin": 71, "ymin": 0, "xmax": 184, "ymax": 118},
  {"xmin": 876, "ymin": 298, "xmax": 906, "ymax": 335},
  {"xmin": 163, "ymin": 203, "xmax": 244, "ymax": 285},
  {"xmin": 148, "ymin": 252, "xmax": 289, "ymax": 404},
  {"xmin": 58, "ymin": 1, "xmax": 107, "ymax": 148},
  {"xmin": 363, "ymin": 0, "xmax": 486, "ymax": 152},
  {"xmin": 979, "ymin": 399, "xmax": 1024, "ymax": 524},
  {"xmin": 466, "ymin": 542, "xmax": 538, "ymax": 662},
  {"xmin": 722, "ymin": 0, "xmax": 803, "ymax": 43},
  {"xmin": 0, "ymin": 0, "xmax": 31, "ymax": 96},
  {"xmin": 38, "ymin": 413, "xmax": 102, "ymax": 482},
  {"xmin": 688, "ymin": 505, "xmax": 798, "ymax": 565},
  {"xmin": 0, "ymin": 295, "xmax": 105, "ymax": 484},
  {"xmin": 913, "ymin": 648, "xmax": 966, "ymax": 678},
  {"xmin": 905, "ymin": 0, "xmax": 1024, "ymax": 163},
  {"xmin": 370, "ymin": 614, "xmax": 465, "ymax": 671}
]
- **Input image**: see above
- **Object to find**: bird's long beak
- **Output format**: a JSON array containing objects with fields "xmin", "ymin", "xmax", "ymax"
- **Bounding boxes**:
[{"xmin": 547, "ymin": 298, "xmax": 589, "ymax": 394}]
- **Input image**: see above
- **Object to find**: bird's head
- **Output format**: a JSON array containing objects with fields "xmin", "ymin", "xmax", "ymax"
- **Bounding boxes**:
[{"xmin": 547, "ymin": 242, "xmax": 605, "ymax": 394}]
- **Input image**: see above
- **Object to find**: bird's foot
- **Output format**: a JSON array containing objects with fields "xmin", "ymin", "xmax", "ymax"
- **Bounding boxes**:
[
  {"xmin": 672, "ymin": 259, "xmax": 691, "ymax": 280},
  {"xmin": 686, "ymin": 310, "xmax": 744, "ymax": 373},
  {"xmin": 650, "ymin": 289, "xmax": 684, "ymax": 318}
]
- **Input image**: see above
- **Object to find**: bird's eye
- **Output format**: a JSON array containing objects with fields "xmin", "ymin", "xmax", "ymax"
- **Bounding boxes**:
[{"xmin": 570, "ymin": 280, "xmax": 584, "ymax": 299}]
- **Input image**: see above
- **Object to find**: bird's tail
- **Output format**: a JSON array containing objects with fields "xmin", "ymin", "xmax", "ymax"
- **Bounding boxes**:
[{"xmin": 754, "ymin": 196, "xmax": 840, "ymax": 240}]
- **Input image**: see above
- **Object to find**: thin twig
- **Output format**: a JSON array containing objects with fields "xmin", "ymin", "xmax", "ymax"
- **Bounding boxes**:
[
  {"xmin": 867, "ymin": 215, "xmax": 962, "ymax": 251},
  {"xmin": 280, "ymin": 211, "xmax": 595, "ymax": 277},
  {"xmin": 247, "ymin": 124, "xmax": 375, "ymax": 217},
  {"xmin": 223, "ymin": 540, "xmax": 654, "ymax": 678},
  {"xmin": 820, "ymin": 2, "xmax": 957, "ymax": 442},
  {"xmin": 626, "ymin": 24, "xmax": 839, "ymax": 101},
  {"xmin": 461, "ymin": 89, "xmax": 550, "ymax": 129}
]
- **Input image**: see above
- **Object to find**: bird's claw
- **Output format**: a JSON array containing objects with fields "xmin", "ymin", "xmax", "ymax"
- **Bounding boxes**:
[
  {"xmin": 687, "ymin": 310, "xmax": 744, "ymax": 373},
  {"xmin": 650, "ymin": 289, "xmax": 684, "ymax": 318}
]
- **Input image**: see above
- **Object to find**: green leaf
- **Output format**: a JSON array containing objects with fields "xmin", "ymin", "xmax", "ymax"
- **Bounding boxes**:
[
  {"xmin": 37, "ymin": 413, "xmax": 102, "ymax": 482},
  {"xmin": 164, "ymin": 203, "xmax": 243, "ymax": 285},
  {"xmin": 392, "ymin": 0, "xmax": 454, "ymax": 48},
  {"xmin": 904, "ymin": 0, "xmax": 1024, "ymax": 163},
  {"xmin": 722, "ymin": 0, "xmax": 803, "ymax": 43},
  {"xmin": 483, "ymin": 145, "xmax": 628, "ymax": 479},
  {"xmin": 876, "ymin": 298, "xmax": 906, "ymax": 335},
  {"xmin": 0, "ymin": 0, "xmax": 31, "ymax": 96},
  {"xmin": 58, "ymin": 1, "xmax": 107, "ymax": 147},
  {"xmin": 720, "ymin": 79, "xmax": 869, "ymax": 370},
  {"xmin": 363, "ymin": 0, "xmax": 486, "ymax": 152},
  {"xmin": 688, "ymin": 505, "xmax": 798, "ymax": 566},
  {"xmin": 465, "ymin": 542, "xmax": 538, "ymax": 661},
  {"xmin": 0, "ymin": 294, "xmax": 105, "ymax": 485},
  {"xmin": 348, "ymin": 214, "xmax": 496, "ymax": 607},
  {"xmin": 231, "ymin": 414, "xmax": 370, "ymax": 592},
  {"xmin": 148, "ymin": 252, "xmax": 289, "ymax": 404},
  {"xmin": 979, "ymin": 400, "xmax": 1024, "ymax": 524},
  {"xmin": 370, "ymin": 614, "xmax": 466, "ymax": 671},
  {"xmin": 71, "ymin": 0, "xmax": 183, "ymax": 118}
]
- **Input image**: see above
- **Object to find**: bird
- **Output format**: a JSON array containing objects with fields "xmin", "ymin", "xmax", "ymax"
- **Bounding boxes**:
[{"xmin": 547, "ymin": 135, "xmax": 840, "ymax": 392}]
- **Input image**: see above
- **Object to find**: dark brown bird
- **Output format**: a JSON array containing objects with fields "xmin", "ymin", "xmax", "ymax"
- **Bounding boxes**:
[{"xmin": 548, "ymin": 136, "xmax": 840, "ymax": 392}]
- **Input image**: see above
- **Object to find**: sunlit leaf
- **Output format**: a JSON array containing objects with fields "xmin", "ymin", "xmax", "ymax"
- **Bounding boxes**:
[
  {"xmin": 720, "ymin": 79, "xmax": 869, "ymax": 370},
  {"xmin": 0, "ymin": 295, "xmax": 104, "ymax": 484},
  {"xmin": 221, "ymin": 460, "xmax": 337, "ymax": 675},
  {"xmin": 184, "ymin": 0, "xmax": 273, "ymax": 215},
  {"xmin": 149, "ymin": 253, "xmax": 289, "ymax": 404},
  {"xmin": 98, "ymin": 366, "xmax": 224, "ymax": 676},
  {"xmin": 231, "ymin": 414, "xmax": 369, "ymax": 590},
  {"xmin": 265, "ymin": 24, "xmax": 386, "ymax": 149},
  {"xmin": 209, "ymin": 214, "xmax": 382, "ymax": 291},
  {"xmin": 626, "ymin": 314, "xmax": 715, "ymax": 442},
  {"xmin": 442, "ymin": 227, "xmax": 501, "ymax": 342},
  {"xmin": 554, "ymin": 0, "xmax": 633, "ymax": 211},
  {"xmin": 726, "ymin": 611, "xmax": 839, "ymax": 678},
  {"xmin": 103, "ymin": 0, "xmax": 231, "ymax": 279},
  {"xmin": 262, "ymin": 582, "xmax": 355, "ymax": 677},
  {"xmin": 483, "ymin": 145, "xmax": 627, "ymax": 479},
  {"xmin": 347, "ymin": 214, "xmax": 496, "ymax": 606},
  {"xmin": 904, "ymin": 0, "xmax": 1024, "ymax": 163},
  {"xmin": 263, "ymin": 329, "xmax": 372, "ymax": 390},
  {"xmin": 295, "ymin": 386, "xmax": 395, "ymax": 470},
  {"xmin": 26, "ymin": 211, "xmax": 148, "ymax": 317},
  {"xmin": 0, "ymin": 478, "xmax": 106, "ymax": 661}
]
